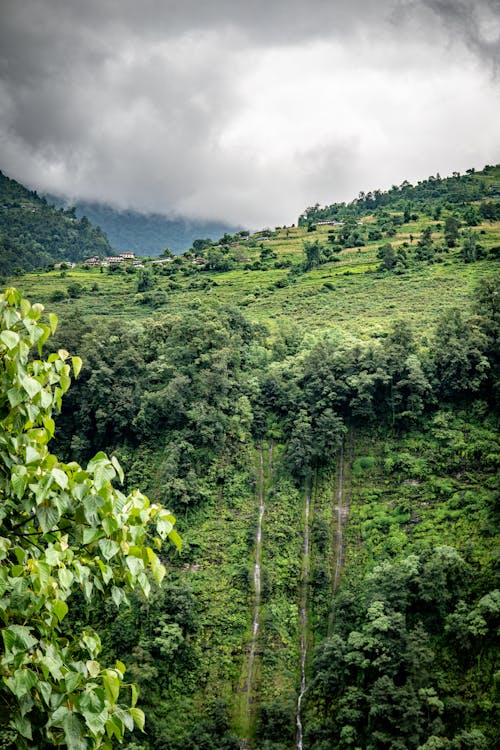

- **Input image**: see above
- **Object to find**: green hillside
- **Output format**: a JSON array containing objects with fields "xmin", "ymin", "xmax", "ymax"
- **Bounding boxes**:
[
  {"xmin": 1, "ymin": 165, "xmax": 499, "ymax": 750},
  {"xmin": 300, "ymin": 164, "xmax": 500, "ymax": 224},
  {"xmin": 0, "ymin": 171, "xmax": 114, "ymax": 274}
]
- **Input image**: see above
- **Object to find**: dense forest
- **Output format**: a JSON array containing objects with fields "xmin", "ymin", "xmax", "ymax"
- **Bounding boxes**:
[
  {"xmin": 0, "ymin": 166, "xmax": 499, "ymax": 750},
  {"xmin": 0, "ymin": 172, "xmax": 113, "ymax": 275}
]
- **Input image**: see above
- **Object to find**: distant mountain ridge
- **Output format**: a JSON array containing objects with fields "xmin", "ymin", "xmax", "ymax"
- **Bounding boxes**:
[{"xmin": 46, "ymin": 196, "xmax": 242, "ymax": 256}]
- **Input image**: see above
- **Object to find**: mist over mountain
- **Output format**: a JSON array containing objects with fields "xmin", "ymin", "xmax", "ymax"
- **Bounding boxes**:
[{"xmin": 46, "ymin": 196, "xmax": 242, "ymax": 256}]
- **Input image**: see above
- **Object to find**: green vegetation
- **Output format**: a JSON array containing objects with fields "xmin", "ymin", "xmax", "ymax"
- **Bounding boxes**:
[
  {"xmin": 0, "ymin": 165, "xmax": 498, "ymax": 748},
  {"xmin": 0, "ymin": 289, "xmax": 180, "ymax": 748},
  {"xmin": 0, "ymin": 172, "xmax": 113, "ymax": 275}
]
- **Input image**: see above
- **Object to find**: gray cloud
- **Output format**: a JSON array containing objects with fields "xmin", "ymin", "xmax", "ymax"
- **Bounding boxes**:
[
  {"xmin": 1, "ymin": 0, "xmax": 499, "ymax": 227},
  {"xmin": 406, "ymin": 1, "xmax": 500, "ymax": 71}
]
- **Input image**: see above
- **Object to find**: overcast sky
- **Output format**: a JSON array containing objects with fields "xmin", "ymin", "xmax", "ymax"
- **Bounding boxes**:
[{"xmin": 1, "ymin": 0, "xmax": 499, "ymax": 228}]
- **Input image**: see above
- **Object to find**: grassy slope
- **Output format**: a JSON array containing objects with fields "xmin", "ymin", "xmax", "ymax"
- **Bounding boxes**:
[{"xmin": 10, "ymin": 216, "xmax": 500, "ymax": 338}]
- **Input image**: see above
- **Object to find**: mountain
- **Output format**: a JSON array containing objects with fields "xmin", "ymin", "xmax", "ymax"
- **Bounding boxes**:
[
  {"xmin": 0, "ymin": 171, "xmax": 113, "ymax": 275},
  {"xmin": 46, "ymin": 197, "xmax": 242, "ymax": 256}
]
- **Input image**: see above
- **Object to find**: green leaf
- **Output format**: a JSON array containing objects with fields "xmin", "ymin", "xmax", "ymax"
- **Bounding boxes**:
[
  {"xmin": 37, "ymin": 504, "xmax": 61, "ymax": 533},
  {"xmin": 105, "ymin": 714, "xmax": 124, "ymax": 741},
  {"xmin": 102, "ymin": 516, "xmax": 118, "ymax": 536},
  {"xmin": 111, "ymin": 586, "xmax": 125, "ymax": 608},
  {"xmin": 62, "ymin": 712, "xmax": 87, "ymax": 750},
  {"xmin": 48, "ymin": 312, "xmax": 58, "ymax": 334},
  {"xmin": 146, "ymin": 548, "xmax": 166, "ymax": 585},
  {"xmin": 22, "ymin": 375, "xmax": 42, "ymax": 398},
  {"xmin": 82, "ymin": 527, "xmax": 104, "ymax": 545},
  {"xmin": 130, "ymin": 707, "xmax": 145, "ymax": 732},
  {"xmin": 125, "ymin": 556, "xmax": 144, "ymax": 577},
  {"xmin": 26, "ymin": 444, "xmax": 41, "ymax": 464},
  {"xmin": 6, "ymin": 668, "xmax": 38, "ymax": 698},
  {"xmin": 51, "ymin": 467, "xmax": 68, "ymax": 489},
  {"xmin": 11, "ymin": 468, "xmax": 28, "ymax": 499},
  {"xmin": 52, "ymin": 599, "xmax": 69, "ymax": 622},
  {"xmin": 43, "ymin": 416, "xmax": 56, "ymax": 439},
  {"xmin": 38, "ymin": 680, "xmax": 52, "ymax": 705},
  {"xmin": 86, "ymin": 660, "xmax": 101, "ymax": 678},
  {"xmin": 0, "ymin": 329, "xmax": 20, "ymax": 350},
  {"xmin": 13, "ymin": 713, "xmax": 33, "ymax": 740},
  {"xmin": 32, "ymin": 560, "xmax": 51, "ymax": 593},
  {"xmin": 115, "ymin": 660, "xmax": 126, "ymax": 676},
  {"xmin": 2, "ymin": 625, "xmax": 38, "ymax": 653},
  {"xmin": 58, "ymin": 568, "xmax": 74, "ymax": 590},
  {"xmin": 7, "ymin": 387, "xmax": 23, "ymax": 407},
  {"xmin": 130, "ymin": 682, "xmax": 139, "ymax": 708},
  {"xmin": 98, "ymin": 539, "xmax": 120, "ymax": 561},
  {"xmin": 111, "ymin": 455, "xmax": 124, "ymax": 484},
  {"xmin": 65, "ymin": 670, "xmax": 81, "ymax": 693},
  {"xmin": 71, "ymin": 356, "xmax": 83, "ymax": 378},
  {"xmin": 168, "ymin": 528, "xmax": 182, "ymax": 551},
  {"xmin": 121, "ymin": 711, "xmax": 134, "ymax": 732},
  {"xmin": 102, "ymin": 670, "xmax": 120, "ymax": 705}
]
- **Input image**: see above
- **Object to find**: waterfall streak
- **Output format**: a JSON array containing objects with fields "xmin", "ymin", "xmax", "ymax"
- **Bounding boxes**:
[
  {"xmin": 296, "ymin": 481, "xmax": 311, "ymax": 750},
  {"xmin": 245, "ymin": 445, "xmax": 265, "ymax": 712}
]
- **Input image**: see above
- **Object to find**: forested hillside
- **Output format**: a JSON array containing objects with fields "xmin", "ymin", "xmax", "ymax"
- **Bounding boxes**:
[
  {"xmin": 0, "ymin": 171, "xmax": 113, "ymax": 275},
  {"xmin": 300, "ymin": 165, "xmax": 500, "ymax": 225},
  {"xmin": 1, "ymin": 165, "xmax": 499, "ymax": 750}
]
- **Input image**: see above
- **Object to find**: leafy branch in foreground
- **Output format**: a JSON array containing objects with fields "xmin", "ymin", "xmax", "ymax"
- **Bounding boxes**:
[{"xmin": 0, "ymin": 288, "xmax": 181, "ymax": 749}]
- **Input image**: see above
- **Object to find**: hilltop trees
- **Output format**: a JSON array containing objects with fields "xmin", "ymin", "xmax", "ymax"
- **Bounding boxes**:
[{"xmin": 0, "ymin": 289, "xmax": 180, "ymax": 748}]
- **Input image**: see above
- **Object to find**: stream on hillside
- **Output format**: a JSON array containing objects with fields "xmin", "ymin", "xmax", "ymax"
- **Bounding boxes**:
[
  {"xmin": 241, "ymin": 442, "xmax": 266, "ymax": 747},
  {"xmin": 296, "ymin": 479, "xmax": 311, "ymax": 750}
]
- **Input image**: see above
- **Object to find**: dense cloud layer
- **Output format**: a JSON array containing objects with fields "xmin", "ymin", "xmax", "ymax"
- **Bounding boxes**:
[{"xmin": 1, "ymin": 0, "xmax": 499, "ymax": 227}]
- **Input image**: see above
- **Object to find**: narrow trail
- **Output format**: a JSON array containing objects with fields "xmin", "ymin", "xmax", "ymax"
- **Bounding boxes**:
[
  {"xmin": 328, "ymin": 434, "xmax": 352, "ymax": 638},
  {"xmin": 296, "ymin": 477, "xmax": 312, "ymax": 750},
  {"xmin": 240, "ymin": 442, "xmax": 266, "ymax": 748}
]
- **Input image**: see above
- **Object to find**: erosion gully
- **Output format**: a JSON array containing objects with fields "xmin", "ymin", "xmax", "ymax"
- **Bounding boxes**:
[
  {"xmin": 296, "ymin": 477, "xmax": 312, "ymax": 750},
  {"xmin": 296, "ymin": 434, "xmax": 352, "ymax": 748},
  {"xmin": 240, "ymin": 441, "xmax": 267, "ymax": 748}
]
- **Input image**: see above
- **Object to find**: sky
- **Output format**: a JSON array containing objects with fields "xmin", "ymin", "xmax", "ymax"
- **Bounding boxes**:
[{"xmin": 1, "ymin": 0, "xmax": 499, "ymax": 228}]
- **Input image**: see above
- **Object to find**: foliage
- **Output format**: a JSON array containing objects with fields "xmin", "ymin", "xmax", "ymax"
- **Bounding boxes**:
[
  {"xmin": 0, "ymin": 288, "xmax": 180, "ymax": 748},
  {"xmin": 300, "ymin": 166, "xmax": 500, "ymax": 225}
]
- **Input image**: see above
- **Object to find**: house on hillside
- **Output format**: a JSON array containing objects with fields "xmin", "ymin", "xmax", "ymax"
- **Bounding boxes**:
[
  {"xmin": 119, "ymin": 252, "xmax": 135, "ymax": 259},
  {"xmin": 84, "ymin": 256, "xmax": 101, "ymax": 265}
]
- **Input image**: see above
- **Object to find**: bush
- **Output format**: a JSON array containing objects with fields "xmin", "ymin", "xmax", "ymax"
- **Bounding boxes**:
[
  {"xmin": 49, "ymin": 289, "xmax": 68, "ymax": 302},
  {"xmin": 67, "ymin": 281, "xmax": 84, "ymax": 298}
]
